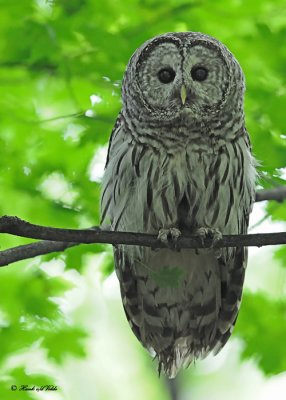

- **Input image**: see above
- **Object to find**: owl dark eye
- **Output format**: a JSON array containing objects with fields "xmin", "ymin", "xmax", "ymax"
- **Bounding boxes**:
[
  {"xmin": 191, "ymin": 66, "xmax": 208, "ymax": 81},
  {"xmin": 157, "ymin": 68, "xmax": 176, "ymax": 84}
]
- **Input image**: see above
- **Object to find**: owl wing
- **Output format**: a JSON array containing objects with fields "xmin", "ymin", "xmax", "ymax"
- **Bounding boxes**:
[
  {"xmin": 104, "ymin": 112, "xmax": 124, "ymax": 169},
  {"xmin": 214, "ymin": 246, "xmax": 247, "ymax": 352},
  {"xmin": 102, "ymin": 113, "xmax": 150, "ymax": 345},
  {"xmin": 101, "ymin": 112, "xmax": 127, "ymax": 225},
  {"xmin": 214, "ymin": 133, "xmax": 255, "ymax": 352}
]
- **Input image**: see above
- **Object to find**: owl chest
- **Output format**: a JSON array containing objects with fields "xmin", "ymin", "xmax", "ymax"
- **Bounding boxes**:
[{"xmin": 131, "ymin": 146, "xmax": 234, "ymax": 232}]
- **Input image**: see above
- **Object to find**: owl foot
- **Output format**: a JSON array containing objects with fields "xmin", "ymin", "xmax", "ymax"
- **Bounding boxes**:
[
  {"xmin": 195, "ymin": 227, "xmax": 222, "ymax": 258},
  {"xmin": 157, "ymin": 228, "xmax": 181, "ymax": 251}
]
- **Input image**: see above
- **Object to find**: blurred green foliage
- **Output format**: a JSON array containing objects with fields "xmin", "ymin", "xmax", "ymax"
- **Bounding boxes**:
[
  {"xmin": 0, "ymin": 0, "xmax": 285, "ymax": 397},
  {"xmin": 236, "ymin": 292, "xmax": 286, "ymax": 375}
]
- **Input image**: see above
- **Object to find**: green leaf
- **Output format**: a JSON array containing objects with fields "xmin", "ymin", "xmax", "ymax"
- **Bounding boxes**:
[
  {"xmin": 43, "ymin": 326, "xmax": 87, "ymax": 363},
  {"xmin": 235, "ymin": 292, "xmax": 286, "ymax": 375}
]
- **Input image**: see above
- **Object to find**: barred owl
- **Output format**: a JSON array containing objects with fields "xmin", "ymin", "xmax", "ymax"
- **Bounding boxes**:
[{"xmin": 101, "ymin": 32, "xmax": 256, "ymax": 378}]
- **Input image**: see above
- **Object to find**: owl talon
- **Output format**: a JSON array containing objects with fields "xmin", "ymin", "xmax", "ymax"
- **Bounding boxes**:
[
  {"xmin": 195, "ymin": 227, "xmax": 222, "ymax": 257},
  {"xmin": 214, "ymin": 248, "xmax": 222, "ymax": 258},
  {"xmin": 157, "ymin": 228, "xmax": 181, "ymax": 251}
]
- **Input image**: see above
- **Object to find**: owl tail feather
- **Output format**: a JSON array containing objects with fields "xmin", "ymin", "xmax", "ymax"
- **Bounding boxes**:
[{"xmin": 157, "ymin": 342, "xmax": 209, "ymax": 379}]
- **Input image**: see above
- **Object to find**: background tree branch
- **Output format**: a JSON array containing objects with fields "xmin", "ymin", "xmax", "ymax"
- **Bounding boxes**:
[
  {"xmin": 255, "ymin": 186, "xmax": 286, "ymax": 202},
  {"xmin": 0, "ymin": 240, "xmax": 77, "ymax": 267},
  {"xmin": 0, "ymin": 186, "xmax": 285, "ymax": 267}
]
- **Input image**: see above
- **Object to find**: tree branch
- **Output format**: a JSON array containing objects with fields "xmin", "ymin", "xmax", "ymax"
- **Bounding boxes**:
[
  {"xmin": 0, "ymin": 186, "xmax": 285, "ymax": 267},
  {"xmin": 255, "ymin": 186, "xmax": 286, "ymax": 202},
  {"xmin": 0, "ymin": 240, "xmax": 77, "ymax": 267},
  {"xmin": 0, "ymin": 220, "xmax": 285, "ymax": 268}
]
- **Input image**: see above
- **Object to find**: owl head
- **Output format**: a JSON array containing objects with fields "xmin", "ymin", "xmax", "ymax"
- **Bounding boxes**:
[{"xmin": 122, "ymin": 32, "xmax": 245, "ymax": 123}]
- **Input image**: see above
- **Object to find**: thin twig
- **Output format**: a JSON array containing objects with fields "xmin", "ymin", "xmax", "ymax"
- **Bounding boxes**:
[
  {"xmin": 29, "ymin": 112, "xmax": 114, "ymax": 124},
  {"xmin": 166, "ymin": 377, "xmax": 179, "ymax": 400}
]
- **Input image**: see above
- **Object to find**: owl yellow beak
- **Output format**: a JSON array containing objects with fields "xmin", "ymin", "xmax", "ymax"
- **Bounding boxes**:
[{"xmin": 180, "ymin": 84, "xmax": 187, "ymax": 105}]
